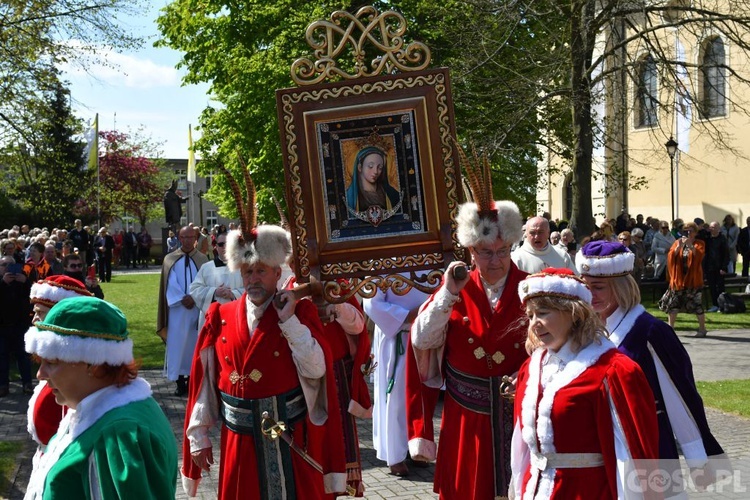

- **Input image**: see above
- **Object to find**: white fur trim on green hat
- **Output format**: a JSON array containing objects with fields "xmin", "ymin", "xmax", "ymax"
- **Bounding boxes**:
[
  {"xmin": 25, "ymin": 327, "xmax": 134, "ymax": 365},
  {"xmin": 25, "ymin": 296, "xmax": 133, "ymax": 365}
]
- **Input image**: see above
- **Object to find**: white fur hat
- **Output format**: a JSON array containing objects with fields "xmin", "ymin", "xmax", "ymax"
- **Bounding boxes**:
[
  {"xmin": 518, "ymin": 268, "xmax": 592, "ymax": 305},
  {"xmin": 576, "ymin": 241, "xmax": 634, "ymax": 277},
  {"xmin": 456, "ymin": 200, "xmax": 523, "ymax": 248},
  {"xmin": 226, "ymin": 224, "xmax": 291, "ymax": 271}
]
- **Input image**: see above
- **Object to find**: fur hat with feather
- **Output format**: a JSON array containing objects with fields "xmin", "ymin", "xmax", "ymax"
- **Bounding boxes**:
[
  {"xmin": 454, "ymin": 141, "xmax": 523, "ymax": 247},
  {"xmin": 217, "ymin": 153, "xmax": 292, "ymax": 271}
]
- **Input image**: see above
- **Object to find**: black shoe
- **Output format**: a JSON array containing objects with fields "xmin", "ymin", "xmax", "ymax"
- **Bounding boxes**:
[
  {"xmin": 23, "ymin": 382, "xmax": 34, "ymax": 395},
  {"xmin": 174, "ymin": 376, "xmax": 188, "ymax": 396}
]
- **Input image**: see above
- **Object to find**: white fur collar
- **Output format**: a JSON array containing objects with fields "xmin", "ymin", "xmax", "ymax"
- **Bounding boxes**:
[
  {"xmin": 67, "ymin": 377, "xmax": 151, "ymax": 439},
  {"xmin": 606, "ymin": 305, "xmax": 645, "ymax": 347},
  {"xmin": 520, "ymin": 338, "xmax": 615, "ymax": 500},
  {"xmin": 25, "ymin": 377, "xmax": 152, "ymax": 499}
]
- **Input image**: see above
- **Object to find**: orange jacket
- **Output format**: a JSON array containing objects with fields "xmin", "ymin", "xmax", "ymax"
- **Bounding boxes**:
[
  {"xmin": 666, "ymin": 238, "xmax": 704, "ymax": 290},
  {"xmin": 23, "ymin": 259, "xmax": 50, "ymax": 282}
]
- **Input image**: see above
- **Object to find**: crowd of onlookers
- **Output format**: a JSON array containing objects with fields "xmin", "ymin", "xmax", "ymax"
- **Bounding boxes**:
[
  {"xmin": 538, "ymin": 211, "xmax": 749, "ymax": 319},
  {"xmin": 0, "ymin": 219, "xmax": 234, "ymax": 398},
  {"xmin": 0, "ymin": 219, "xmax": 239, "ymax": 279},
  {"xmin": 1, "ymin": 220, "xmax": 153, "ymax": 281},
  {"xmin": 543, "ymin": 211, "xmax": 746, "ymax": 279}
]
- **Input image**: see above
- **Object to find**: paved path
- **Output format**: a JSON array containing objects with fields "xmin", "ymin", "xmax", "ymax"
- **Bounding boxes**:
[{"xmin": 2, "ymin": 327, "xmax": 749, "ymax": 499}]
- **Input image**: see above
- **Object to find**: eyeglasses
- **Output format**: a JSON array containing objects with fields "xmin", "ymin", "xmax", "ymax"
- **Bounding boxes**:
[
  {"xmin": 216, "ymin": 242, "xmax": 226, "ymax": 247},
  {"xmin": 660, "ymin": 226, "xmax": 669, "ymax": 229},
  {"xmin": 67, "ymin": 263, "xmax": 84, "ymax": 269},
  {"xmin": 474, "ymin": 246, "xmax": 512, "ymax": 260}
]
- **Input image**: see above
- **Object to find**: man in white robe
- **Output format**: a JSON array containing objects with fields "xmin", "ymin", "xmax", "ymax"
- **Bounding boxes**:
[
  {"xmin": 156, "ymin": 226, "xmax": 208, "ymax": 395},
  {"xmin": 189, "ymin": 231, "xmax": 244, "ymax": 332},
  {"xmin": 512, "ymin": 216, "xmax": 577, "ymax": 274},
  {"xmin": 363, "ymin": 277, "xmax": 429, "ymax": 476}
]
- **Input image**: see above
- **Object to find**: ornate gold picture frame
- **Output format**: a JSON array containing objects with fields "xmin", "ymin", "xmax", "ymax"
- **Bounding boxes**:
[
  {"xmin": 276, "ymin": 8, "xmax": 462, "ymax": 301},
  {"xmin": 277, "ymin": 69, "xmax": 462, "ymax": 300}
]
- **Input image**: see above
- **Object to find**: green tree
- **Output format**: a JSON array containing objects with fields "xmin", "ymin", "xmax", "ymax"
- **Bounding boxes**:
[
  {"xmin": 156, "ymin": 1, "xmax": 560, "ymax": 221},
  {"xmin": 392, "ymin": 0, "xmax": 569, "ymax": 216},
  {"xmin": 401, "ymin": 1, "xmax": 750, "ymax": 235},
  {"xmin": 0, "ymin": 1, "xmax": 146, "ymax": 148},
  {"xmin": 159, "ymin": 1, "xmax": 750, "ymax": 236},
  {"xmin": 3, "ymin": 74, "xmax": 92, "ymax": 227},
  {"xmin": 157, "ymin": 1, "xmax": 361, "ymax": 223}
]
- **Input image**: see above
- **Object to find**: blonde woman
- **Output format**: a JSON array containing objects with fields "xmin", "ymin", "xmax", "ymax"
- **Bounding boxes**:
[{"xmin": 511, "ymin": 268, "xmax": 658, "ymax": 499}]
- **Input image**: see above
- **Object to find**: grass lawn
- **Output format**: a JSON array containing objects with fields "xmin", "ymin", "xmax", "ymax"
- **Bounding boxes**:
[
  {"xmin": 100, "ymin": 273, "xmax": 165, "ymax": 369},
  {"xmin": 697, "ymin": 380, "xmax": 750, "ymax": 417},
  {"xmin": 642, "ymin": 299, "xmax": 750, "ymax": 332},
  {"xmin": 0, "ymin": 441, "xmax": 23, "ymax": 496}
]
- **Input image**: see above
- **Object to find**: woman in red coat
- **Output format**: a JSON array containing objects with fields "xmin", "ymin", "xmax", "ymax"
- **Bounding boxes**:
[{"xmin": 511, "ymin": 268, "xmax": 659, "ymax": 499}]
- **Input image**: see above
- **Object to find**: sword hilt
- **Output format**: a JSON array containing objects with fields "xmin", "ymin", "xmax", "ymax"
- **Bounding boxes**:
[{"xmin": 260, "ymin": 411, "xmax": 287, "ymax": 440}]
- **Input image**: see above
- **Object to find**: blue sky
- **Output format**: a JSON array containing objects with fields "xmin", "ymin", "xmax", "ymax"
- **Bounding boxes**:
[{"xmin": 60, "ymin": 3, "xmax": 210, "ymax": 159}]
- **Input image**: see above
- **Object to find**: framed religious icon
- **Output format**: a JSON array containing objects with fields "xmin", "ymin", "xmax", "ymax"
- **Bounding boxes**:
[{"xmin": 276, "ymin": 8, "xmax": 464, "ymax": 301}]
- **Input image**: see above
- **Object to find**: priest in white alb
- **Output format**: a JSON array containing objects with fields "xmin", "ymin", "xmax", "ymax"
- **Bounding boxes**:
[{"xmin": 157, "ymin": 225, "xmax": 208, "ymax": 395}]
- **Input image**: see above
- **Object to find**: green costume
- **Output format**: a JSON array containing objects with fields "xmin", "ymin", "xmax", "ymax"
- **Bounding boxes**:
[{"xmin": 25, "ymin": 379, "xmax": 177, "ymax": 499}]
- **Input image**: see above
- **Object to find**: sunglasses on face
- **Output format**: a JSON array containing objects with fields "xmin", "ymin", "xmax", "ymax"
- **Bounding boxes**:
[
  {"xmin": 67, "ymin": 263, "xmax": 84, "ymax": 269},
  {"xmin": 216, "ymin": 242, "xmax": 226, "ymax": 247}
]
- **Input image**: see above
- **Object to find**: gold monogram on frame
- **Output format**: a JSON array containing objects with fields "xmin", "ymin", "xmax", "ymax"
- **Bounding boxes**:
[{"xmin": 277, "ymin": 5, "xmax": 462, "ymax": 302}]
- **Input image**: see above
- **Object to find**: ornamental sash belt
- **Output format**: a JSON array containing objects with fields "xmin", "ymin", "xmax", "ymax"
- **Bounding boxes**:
[
  {"xmin": 219, "ymin": 386, "xmax": 306, "ymax": 435},
  {"xmin": 220, "ymin": 386, "xmax": 307, "ymax": 500},
  {"xmin": 445, "ymin": 363, "xmax": 513, "ymax": 498}
]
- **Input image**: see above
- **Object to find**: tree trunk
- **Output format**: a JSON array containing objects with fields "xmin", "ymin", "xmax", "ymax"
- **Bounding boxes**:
[{"xmin": 569, "ymin": 0, "xmax": 597, "ymax": 238}]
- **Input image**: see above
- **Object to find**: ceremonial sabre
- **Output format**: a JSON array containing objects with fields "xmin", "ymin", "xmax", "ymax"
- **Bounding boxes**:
[{"xmin": 260, "ymin": 411, "xmax": 356, "ymax": 495}]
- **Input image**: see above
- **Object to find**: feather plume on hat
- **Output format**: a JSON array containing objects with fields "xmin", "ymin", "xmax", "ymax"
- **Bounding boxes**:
[
  {"xmin": 454, "ymin": 141, "xmax": 523, "ymax": 247},
  {"xmin": 216, "ymin": 153, "xmax": 291, "ymax": 271}
]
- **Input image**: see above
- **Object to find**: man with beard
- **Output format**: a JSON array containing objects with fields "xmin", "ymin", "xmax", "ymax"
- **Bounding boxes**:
[
  {"xmin": 157, "ymin": 226, "xmax": 208, "ymax": 396},
  {"xmin": 181, "ymin": 224, "xmax": 347, "ymax": 499},
  {"xmin": 62, "ymin": 253, "xmax": 103, "ymax": 299}
]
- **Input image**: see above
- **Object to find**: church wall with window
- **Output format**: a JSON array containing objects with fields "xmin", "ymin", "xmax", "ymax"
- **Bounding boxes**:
[{"xmin": 541, "ymin": 6, "xmax": 750, "ymax": 236}]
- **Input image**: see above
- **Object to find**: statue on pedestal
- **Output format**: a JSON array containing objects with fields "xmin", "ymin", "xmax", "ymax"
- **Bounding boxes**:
[{"xmin": 164, "ymin": 180, "xmax": 187, "ymax": 232}]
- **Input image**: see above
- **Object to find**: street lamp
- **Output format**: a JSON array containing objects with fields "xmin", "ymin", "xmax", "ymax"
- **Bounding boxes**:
[{"xmin": 665, "ymin": 137, "xmax": 678, "ymax": 223}]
